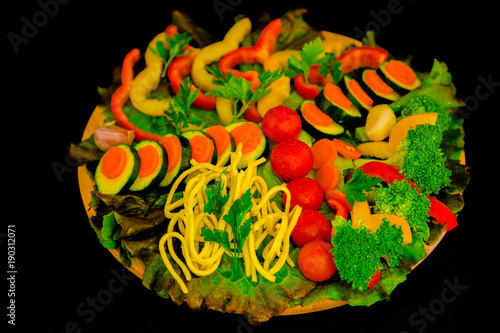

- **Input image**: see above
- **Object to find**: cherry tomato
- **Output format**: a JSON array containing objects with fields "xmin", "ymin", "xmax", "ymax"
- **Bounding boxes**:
[
  {"xmin": 270, "ymin": 138, "xmax": 314, "ymax": 181},
  {"xmin": 291, "ymin": 209, "xmax": 331, "ymax": 247},
  {"xmin": 298, "ymin": 240, "xmax": 337, "ymax": 282},
  {"xmin": 283, "ymin": 177, "xmax": 324, "ymax": 210},
  {"xmin": 261, "ymin": 105, "xmax": 301, "ymax": 143}
]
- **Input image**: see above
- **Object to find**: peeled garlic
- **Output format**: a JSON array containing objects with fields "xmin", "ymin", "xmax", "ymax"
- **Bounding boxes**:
[{"xmin": 364, "ymin": 104, "xmax": 396, "ymax": 141}]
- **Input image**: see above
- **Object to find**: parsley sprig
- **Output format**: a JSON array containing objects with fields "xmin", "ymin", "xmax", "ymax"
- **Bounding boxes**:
[
  {"xmin": 206, "ymin": 67, "xmax": 285, "ymax": 122},
  {"xmin": 342, "ymin": 169, "xmax": 382, "ymax": 206},
  {"xmin": 163, "ymin": 77, "xmax": 200, "ymax": 134},
  {"xmin": 150, "ymin": 32, "xmax": 192, "ymax": 78},
  {"xmin": 285, "ymin": 37, "xmax": 342, "ymax": 83},
  {"xmin": 201, "ymin": 179, "xmax": 253, "ymax": 276}
]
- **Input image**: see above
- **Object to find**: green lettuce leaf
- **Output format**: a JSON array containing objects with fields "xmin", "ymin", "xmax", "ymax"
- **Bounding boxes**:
[{"xmin": 167, "ymin": 248, "xmax": 315, "ymax": 324}]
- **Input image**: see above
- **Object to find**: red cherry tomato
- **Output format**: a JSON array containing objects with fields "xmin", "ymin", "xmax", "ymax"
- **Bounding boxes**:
[
  {"xmin": 270, "ymin": 139, "xmax": 314, "ymax": 181},
  {"xmin": 291, "ymin": 209, "xmax": 332, "ymax": 248},
  {"xmin": 298, "ymin": 240, "xmax": 337, "ymax": 282},
  {"xmin": 261, "ymin": 105, "xmax": 301, "ymax": 143},
  {"xmin": 283, "ymin": 177, "xmax": 324, "ymax": 211}
]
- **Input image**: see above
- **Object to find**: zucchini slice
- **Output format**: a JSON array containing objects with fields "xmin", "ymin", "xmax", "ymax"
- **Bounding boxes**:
[
  {"xmin": 297, "ymin": 100, "xmax": 344, "ymax": 139},
  {"xmin": 361, "ymin": 69, "xmax": 401, "ymax": 101},
  {"xmin": 315, "ymin": 83, "xmax": 362, "ymax": 129},
  {"xmin": 378, "ymin": 60, "xmax": 421, "ymax": 93},
  {"xmin": 225, "ymin": 121, "xmax": 267, "ymax": 168},
  {"xmin": 341, "ymin": 75, "xmax": 374, "ymax": 111},
  {"xmin": 159, "ymin": 134, "xmax": 192, "ymax": 187},
  {"xmin": 203, "ymin": 125, "xmax": 236, "ymax": 161},
  {"xmin": 181, "ymin": 130, "xmax": 218, "ymax": 165},
  {"xmin": 129, "ymin": 140, "xmax": 168, "ymax": 192},
  {"xmin": 94, "ymin": 144, "xmax": 141, "ymax": 195}
]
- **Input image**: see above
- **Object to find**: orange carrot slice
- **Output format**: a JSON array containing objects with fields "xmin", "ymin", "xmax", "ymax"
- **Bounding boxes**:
[
  {"xmin": 364, "ymin": 70, "xmax": 394, "ymax": 95},
  {"xmin": 384, "ymin": 60, "xmax": 417, "ymax": 86},
  {"xmin": 137, "ymin": 145, "xmax": 159, "ymax": 177},
  {"xmin": 323, "ymin": 83, "xmax": 352, "ymax": 109},
  {"xmin": 190, "ymin": 135, "xmax": 215, "ymax": 163},
  {"xmin": 101, "ymin": 146, "xmax": 128, "ymax": 179},
  {"xmin": 159, "ymin": 136, "xmax": 181, "ymax": 172},
  {"xmin": 205, "ymin": 125, "xmax": 231, "ymax": 157},
  {"xmin": 347, "ymin": 78, "xmax": 373, "ymax": 108},
  {"xmin": 230, "ymin": 122, "xmax": 262, "ymax": 154},
  {"xmin": 315, "ymin": 163, "xmax": 340, "ymax": 193},
  {"xmin": 311, "ymin": 138, "xmax": 338, "ymax": 169},
  {"xmin": 332, "ymin": 139, "xmax": 362, "ymax": 160},
  {"xmin": 301, "ymin": 101, "xmax": 334, "ymax": 127}
]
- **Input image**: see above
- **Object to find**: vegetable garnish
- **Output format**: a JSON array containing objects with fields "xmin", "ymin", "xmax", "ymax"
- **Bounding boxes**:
[
  {"xmin": 71, "ymin": 9, "xmax": 471, "ymax": 322},
  {"xmin": 150, "ymin": 31, "xmax": 193, "ymax": 78},
  {"xmin": 163, "ymin": 77, "xmax": 201, "ymax": 134},
  {"xmin": 206, "ymin": 67, "xmax": 286, "ymax": 122},
  {"xmin": 159, "ymin": 144, "xmax": 302, "ymax": 293},
  {"xmin": 342, "ymin": 169, "xmax": 382, "ymax": 206}
]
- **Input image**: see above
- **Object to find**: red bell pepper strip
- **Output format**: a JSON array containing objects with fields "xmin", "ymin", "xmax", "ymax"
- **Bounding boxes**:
[
  {"xmin": 111, "ymin": 48, "xmax": 163, "ymax": 142},
  {"xmin": 337, "ymin": 46, "xmax": 389, "ymax": 75},
  {"xmin": 167, "ymin": 49, "xmax": 216, "ymax": 110},
  {"xmin": 327, "ymin": 198, "xmax": 348, "ymax": 220},
  {"xmin": 164, "ymin": 25, "xmax": 216, "ymax": 110},
  {"xmin": 219, "ymin": 18, "xmax": 282, "ymax": 90},
  {"xmin": 293, "ymin": 64, "xmax": 334, "ymax": 100},
  {"xmin": 294, "ymin": 74, "xmax": 320, "ymax": 100},
  {"xmin": 357, "ymin": 161, "xmax": 458, "ymax": 231}
]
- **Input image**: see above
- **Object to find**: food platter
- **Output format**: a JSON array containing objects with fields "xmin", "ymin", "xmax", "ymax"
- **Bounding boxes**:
[{"xmin": 77, "ymin": 106, "xmax": 450, "ymax": 316}]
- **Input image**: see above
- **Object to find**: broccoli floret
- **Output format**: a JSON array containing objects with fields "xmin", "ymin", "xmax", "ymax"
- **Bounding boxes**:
[
  {"xmin": 374, "ymin": 179, "xmax": 431, "ymax": 241},
  {"xmin": 401, "ymin": 95, "xmax": 453, "ymax": 131},
  {"xmin": 398, "ymin": 124, "xmax": 452, "ymax": 195},
  {"xmin": 375, "ymin": 218, "xmax": 404, "ymax": 268},
  {"xmin": 331, "ymin": 217, "xmax": 405, "ymax": 291}
]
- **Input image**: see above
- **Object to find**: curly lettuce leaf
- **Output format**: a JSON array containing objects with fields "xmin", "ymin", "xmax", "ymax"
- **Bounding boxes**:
[{"xmin": 167, "ymin": 249, "xmax": 315, "ymax": 323}]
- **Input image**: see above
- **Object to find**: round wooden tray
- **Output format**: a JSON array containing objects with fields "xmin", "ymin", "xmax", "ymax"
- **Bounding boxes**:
[{"xmin": 78, "ymin": 107, "xmax": 446, "ymax": 316}]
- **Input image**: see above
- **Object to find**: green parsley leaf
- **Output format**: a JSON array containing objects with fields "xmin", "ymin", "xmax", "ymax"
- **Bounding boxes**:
[
  {"xmin": 204, "ymin": 177, "xmax": 230, "ymax": 218},
  {"xmin": 342, "ymin": 169, "xmax": 382, "ymax": 206}
]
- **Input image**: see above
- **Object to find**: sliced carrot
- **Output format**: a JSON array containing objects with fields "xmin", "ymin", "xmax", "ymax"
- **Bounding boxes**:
[
  {"xmin": 230, "ymin": 122, "xmax": 262, "ymax": 154},
  {"xmin": 323, "ymin": 83, "xmax": 352, "ymax": 109},
  {"xmin": 302, "ymin": 102, "xmax": 334, "ymax": 127},
  {"xmin": 332, "ymin": 138, "xmax": 362, "ymax": 160},
  {"xmin": 137, "ymin": 145, "xmax": 159, "ymax": 177},
  {"xmin": 159, "ymin": 135, "xmax": 181, "ymax": 172},
  {"xmin": 325, "ymin": 189, "xmax": 353, "ymax": 212},
  {"xmin": 190, "ymin": 135, "xmax": 215, "ymax": 163},
  {"xmin": 101, "ymin": 146, "xmax": 128, "ymax": 179},
  {"xmin": 311, "ymin": 138, "xmax": 338, "ymax": 169},
  {"xmin": 363, "ymin": 70, "xmax": 394, "ymax": 95},
  {"xmin": 347, "ymin": 78, "xmax": 373, "ymax": 108},
  {"xmin": 315, "ymin": 163, "xmax": 340, "ymax": 193},
  {"xmin": 204, "ymin": 125, "xmax": 231, "ymax": 157},
  {"xmin": 385, "ymin": 60, "xmax": 417, "ymax": 86}
]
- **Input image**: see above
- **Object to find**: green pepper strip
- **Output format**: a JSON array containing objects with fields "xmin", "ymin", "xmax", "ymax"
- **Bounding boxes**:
[{"xmin": 111, "ymin": 48, "xmax": 163, "ymax": 142}]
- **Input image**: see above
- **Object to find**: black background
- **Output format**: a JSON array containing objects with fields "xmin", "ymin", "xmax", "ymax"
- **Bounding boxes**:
[{"xmin": 4, "ymin": 0, "xmax": 498, "ymax": 332}]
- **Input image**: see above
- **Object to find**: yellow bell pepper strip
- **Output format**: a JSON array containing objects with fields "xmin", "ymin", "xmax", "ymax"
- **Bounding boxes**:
[
  {"xmin": 357, "ymin": 112, "xmax": 439, "ymax": 159},
  {"xmin": 111, "ymin": 48, "xmax": 163, "ymax": 142},
  {"xmin": 129, "ymin": 24, "xmax": 199, "ymax": 117},
  {"xmin": 320, "ymin": 30, "xmax": 363, "ymax": 48},
  {"xmin": 256, "ymin": 50, "xmax": 299, "ymax": 116},
  {"xmin": 167, "ymin": 49, "xmax": 216, "ymax": 110},
  {"xmin": 218, "ymin": 18, "xmax": 282, "ymax": 91},
  {"xmin": 215, "ymin": 97, "xmax": 234, "ymax": 126},
  {"xmin": 191, "ymin": 18, "xmax": 252, "ymax": 92}
]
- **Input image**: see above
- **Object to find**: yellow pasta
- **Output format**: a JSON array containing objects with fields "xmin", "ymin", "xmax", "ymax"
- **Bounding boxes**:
[{"xmin": 159, "ymin": 144, "xmax": 302, "ymax": 293}]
